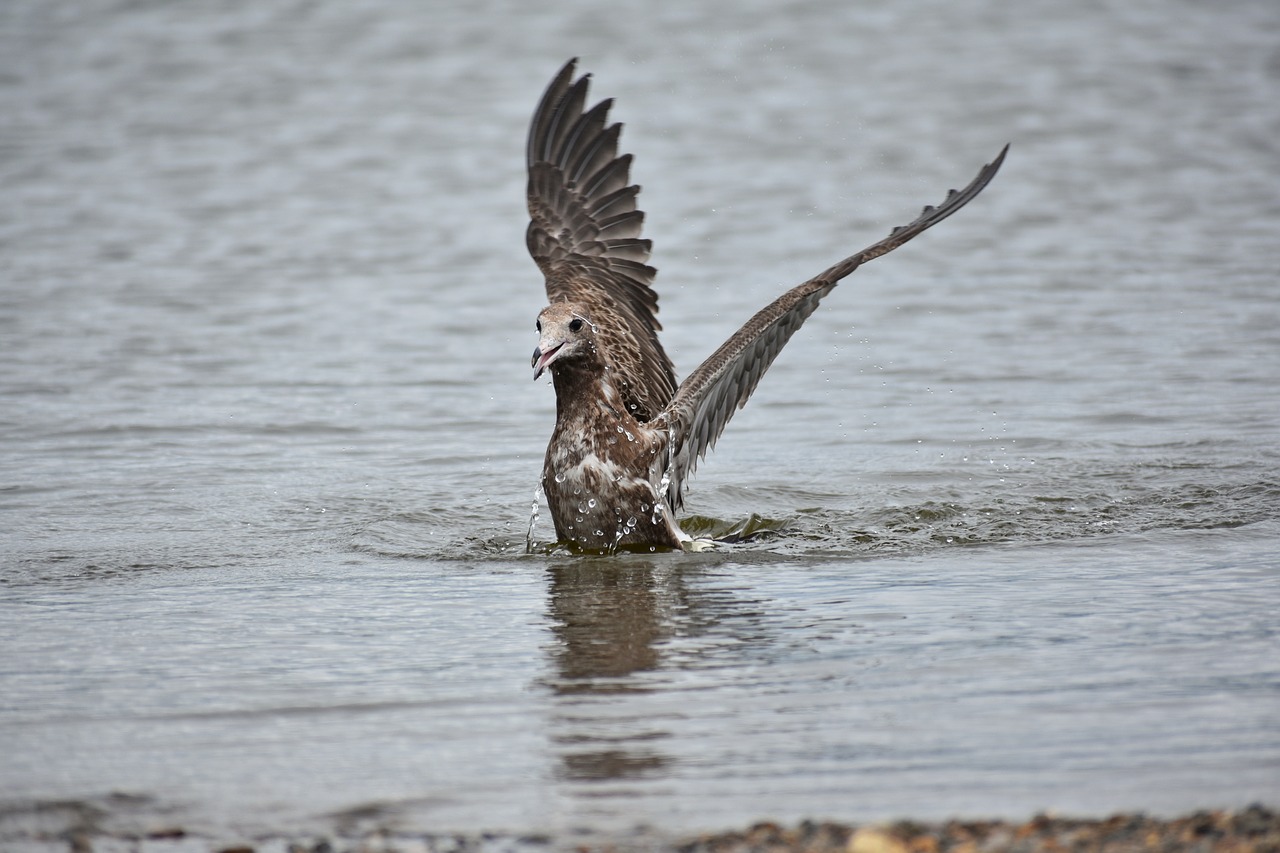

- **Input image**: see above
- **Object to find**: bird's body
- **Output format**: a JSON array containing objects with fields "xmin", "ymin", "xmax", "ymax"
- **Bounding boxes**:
[
  {"xmin": 526, "ymin": 59, "xmax": 1007, "ymax": 552},
  {"xmin": 535, "ymin": 303, "xmax": 683, "ymax": 548}
]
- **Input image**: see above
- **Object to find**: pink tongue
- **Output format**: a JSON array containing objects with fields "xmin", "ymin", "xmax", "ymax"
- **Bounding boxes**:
[{"xmin": 533, "ymin": 343, "xmax": 563, "ymax": 378}]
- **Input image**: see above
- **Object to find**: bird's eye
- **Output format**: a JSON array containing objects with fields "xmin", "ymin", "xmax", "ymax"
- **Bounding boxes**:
[
  {"xmin": 535, "ymin": 319, "xmax": 542, "ymax": 332},
  {"xmin": 569, "ymin": 318, "xmax": 584, "ymax": 333}
]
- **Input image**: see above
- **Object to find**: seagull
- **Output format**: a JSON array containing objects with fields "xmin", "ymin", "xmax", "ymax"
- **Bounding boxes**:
[{"xmin": 527, "ymin": 59, "xmax": 1007, "ymax": 552}]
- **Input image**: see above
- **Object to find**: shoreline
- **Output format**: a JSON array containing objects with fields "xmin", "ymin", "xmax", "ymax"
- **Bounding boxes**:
[{"xmin": 5, "ymin": 805, "xmax": 1277, "ymax": 853}]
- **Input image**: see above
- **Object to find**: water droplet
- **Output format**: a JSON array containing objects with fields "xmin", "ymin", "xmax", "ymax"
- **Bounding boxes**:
[
  {"xmin": 554, "ymin": 472, "xmax": 567, "ymax": 483},
  {"xmin": 587, "ymin": 498, "xmax": 597, "ymax": 509}
]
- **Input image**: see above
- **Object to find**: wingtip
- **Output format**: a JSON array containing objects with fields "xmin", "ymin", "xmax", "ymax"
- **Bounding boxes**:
[
  {"xmin": 550, "ymin": 57, "xmax": 580, "ymax": 89},
  {"xmin": 967, "ymin": 142, "xmax": 1010, "ymax": 195}
]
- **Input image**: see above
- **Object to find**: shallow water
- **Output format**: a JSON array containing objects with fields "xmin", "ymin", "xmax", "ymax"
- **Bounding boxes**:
[{"xmin": 2, "ymin": 0, "xmax": 1279, "ymax": 843}]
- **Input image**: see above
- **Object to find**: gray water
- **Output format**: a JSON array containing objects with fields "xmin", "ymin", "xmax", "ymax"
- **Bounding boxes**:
[{"xmin": 2, "ymin": 0, "xmax": 1279, "ymax": 844}]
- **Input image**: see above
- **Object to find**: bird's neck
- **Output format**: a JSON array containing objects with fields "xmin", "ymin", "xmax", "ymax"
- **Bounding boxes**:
[{"xmin": 551, "ymin": 360, "xmax": 635, "ymax": 429}]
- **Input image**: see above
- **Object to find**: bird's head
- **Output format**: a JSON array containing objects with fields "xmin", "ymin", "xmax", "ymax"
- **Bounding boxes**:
[{"xmin": 532, "ymin": 302, "xmax": 599, "ymax": 380}]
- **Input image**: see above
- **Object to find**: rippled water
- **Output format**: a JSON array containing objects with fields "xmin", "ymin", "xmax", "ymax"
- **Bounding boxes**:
[{"xmin": 2, "ymin": 0, "xmax": 1278, "ymax": 844}]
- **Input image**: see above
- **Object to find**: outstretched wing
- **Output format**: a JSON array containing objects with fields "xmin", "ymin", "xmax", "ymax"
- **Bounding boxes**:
[
  {"xmin": 526, "ymin": 58, "xmax": 677, "ymax": 422},
  {"xmin": 656, "ymin": 144, "xmax": 1009, "ymax": 507}
]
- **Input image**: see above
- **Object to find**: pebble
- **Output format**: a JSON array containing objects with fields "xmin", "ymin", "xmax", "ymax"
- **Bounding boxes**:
[{"xmin": 6, "ymin": 806, "xmax": 1278, "ymax": 853}]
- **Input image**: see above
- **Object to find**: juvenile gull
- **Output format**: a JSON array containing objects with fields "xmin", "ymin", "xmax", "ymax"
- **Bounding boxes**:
[{"xmin": 527, "ymin": 59, "xmax": 1007, "ymax": 551}]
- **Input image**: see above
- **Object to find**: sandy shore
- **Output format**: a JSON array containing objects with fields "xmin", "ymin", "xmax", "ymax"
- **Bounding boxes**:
[{"xmin": 5, "ymin": 805, "xmax": 1278, "ymax": 853}]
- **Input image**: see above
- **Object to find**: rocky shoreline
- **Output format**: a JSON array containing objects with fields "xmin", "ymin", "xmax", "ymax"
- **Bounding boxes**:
[
  {"xmin": 4, "ymin": 805, "xmax": 1278, "ymax": 853},
  {"xmin": 676, "ymin": 806, "xmax": 1280, "ymax": 853}
]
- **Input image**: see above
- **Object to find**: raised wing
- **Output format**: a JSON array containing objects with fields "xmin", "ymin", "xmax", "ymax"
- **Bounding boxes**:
[
  {"xmin": 656, "ymin": 144, "xmax": 1009, "ymax": 507},
  {"xmin": 527, "ymin": 58, "xmax": 677, "ymax": 422}
]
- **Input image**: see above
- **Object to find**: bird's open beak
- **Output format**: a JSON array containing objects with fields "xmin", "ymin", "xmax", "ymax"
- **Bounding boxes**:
[{"xmin": 532, "ymin": 342, "xmax": 563, "ymax": 380}]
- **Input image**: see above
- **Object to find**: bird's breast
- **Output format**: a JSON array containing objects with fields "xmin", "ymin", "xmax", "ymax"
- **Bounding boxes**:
[{"xmin": 543, "ymin": 416, "xmax": 669, "ymax": 548}]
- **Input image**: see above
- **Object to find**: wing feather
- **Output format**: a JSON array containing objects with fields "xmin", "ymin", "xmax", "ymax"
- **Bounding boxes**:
[
  {"xmin": 526, "ymin": 58, "xmax": 677, "ymax": 422},
  {"xmin": 656, "ymin": 144, "xmax": 1009, "ymax": 509}
]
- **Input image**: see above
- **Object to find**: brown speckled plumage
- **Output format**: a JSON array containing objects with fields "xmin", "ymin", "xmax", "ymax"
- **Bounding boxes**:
[{"xmin": 527, "ymin": 59, "xmax": 1007, "ymax": 551}]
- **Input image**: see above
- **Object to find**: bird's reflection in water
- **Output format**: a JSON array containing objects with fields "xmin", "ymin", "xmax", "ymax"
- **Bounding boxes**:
[
  {"xmin": 541, "ymin": 557, "xmax": 687, "ymax": 783},
  {"xmin": 546, "ymin": 559, "xmax": 677, "ymax": 687}
]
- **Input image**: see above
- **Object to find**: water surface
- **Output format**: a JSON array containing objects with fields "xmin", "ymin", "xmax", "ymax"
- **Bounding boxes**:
[{"xmin": 2, "ymin": 0, "xmax": 1278, "ymax": 843}]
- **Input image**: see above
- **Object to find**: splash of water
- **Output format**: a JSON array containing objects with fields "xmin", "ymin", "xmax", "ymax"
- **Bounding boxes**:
[
  {"xmin": 653, "ymin": 450, "xmax": 676, "ymax": 526},
  {"xmin": 610, "ymin": 511, "xmax": 639, "ymax": 554},
  {"xmin": 525, "ymin": 483, "xmax": 544, "ymax": 553}
]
